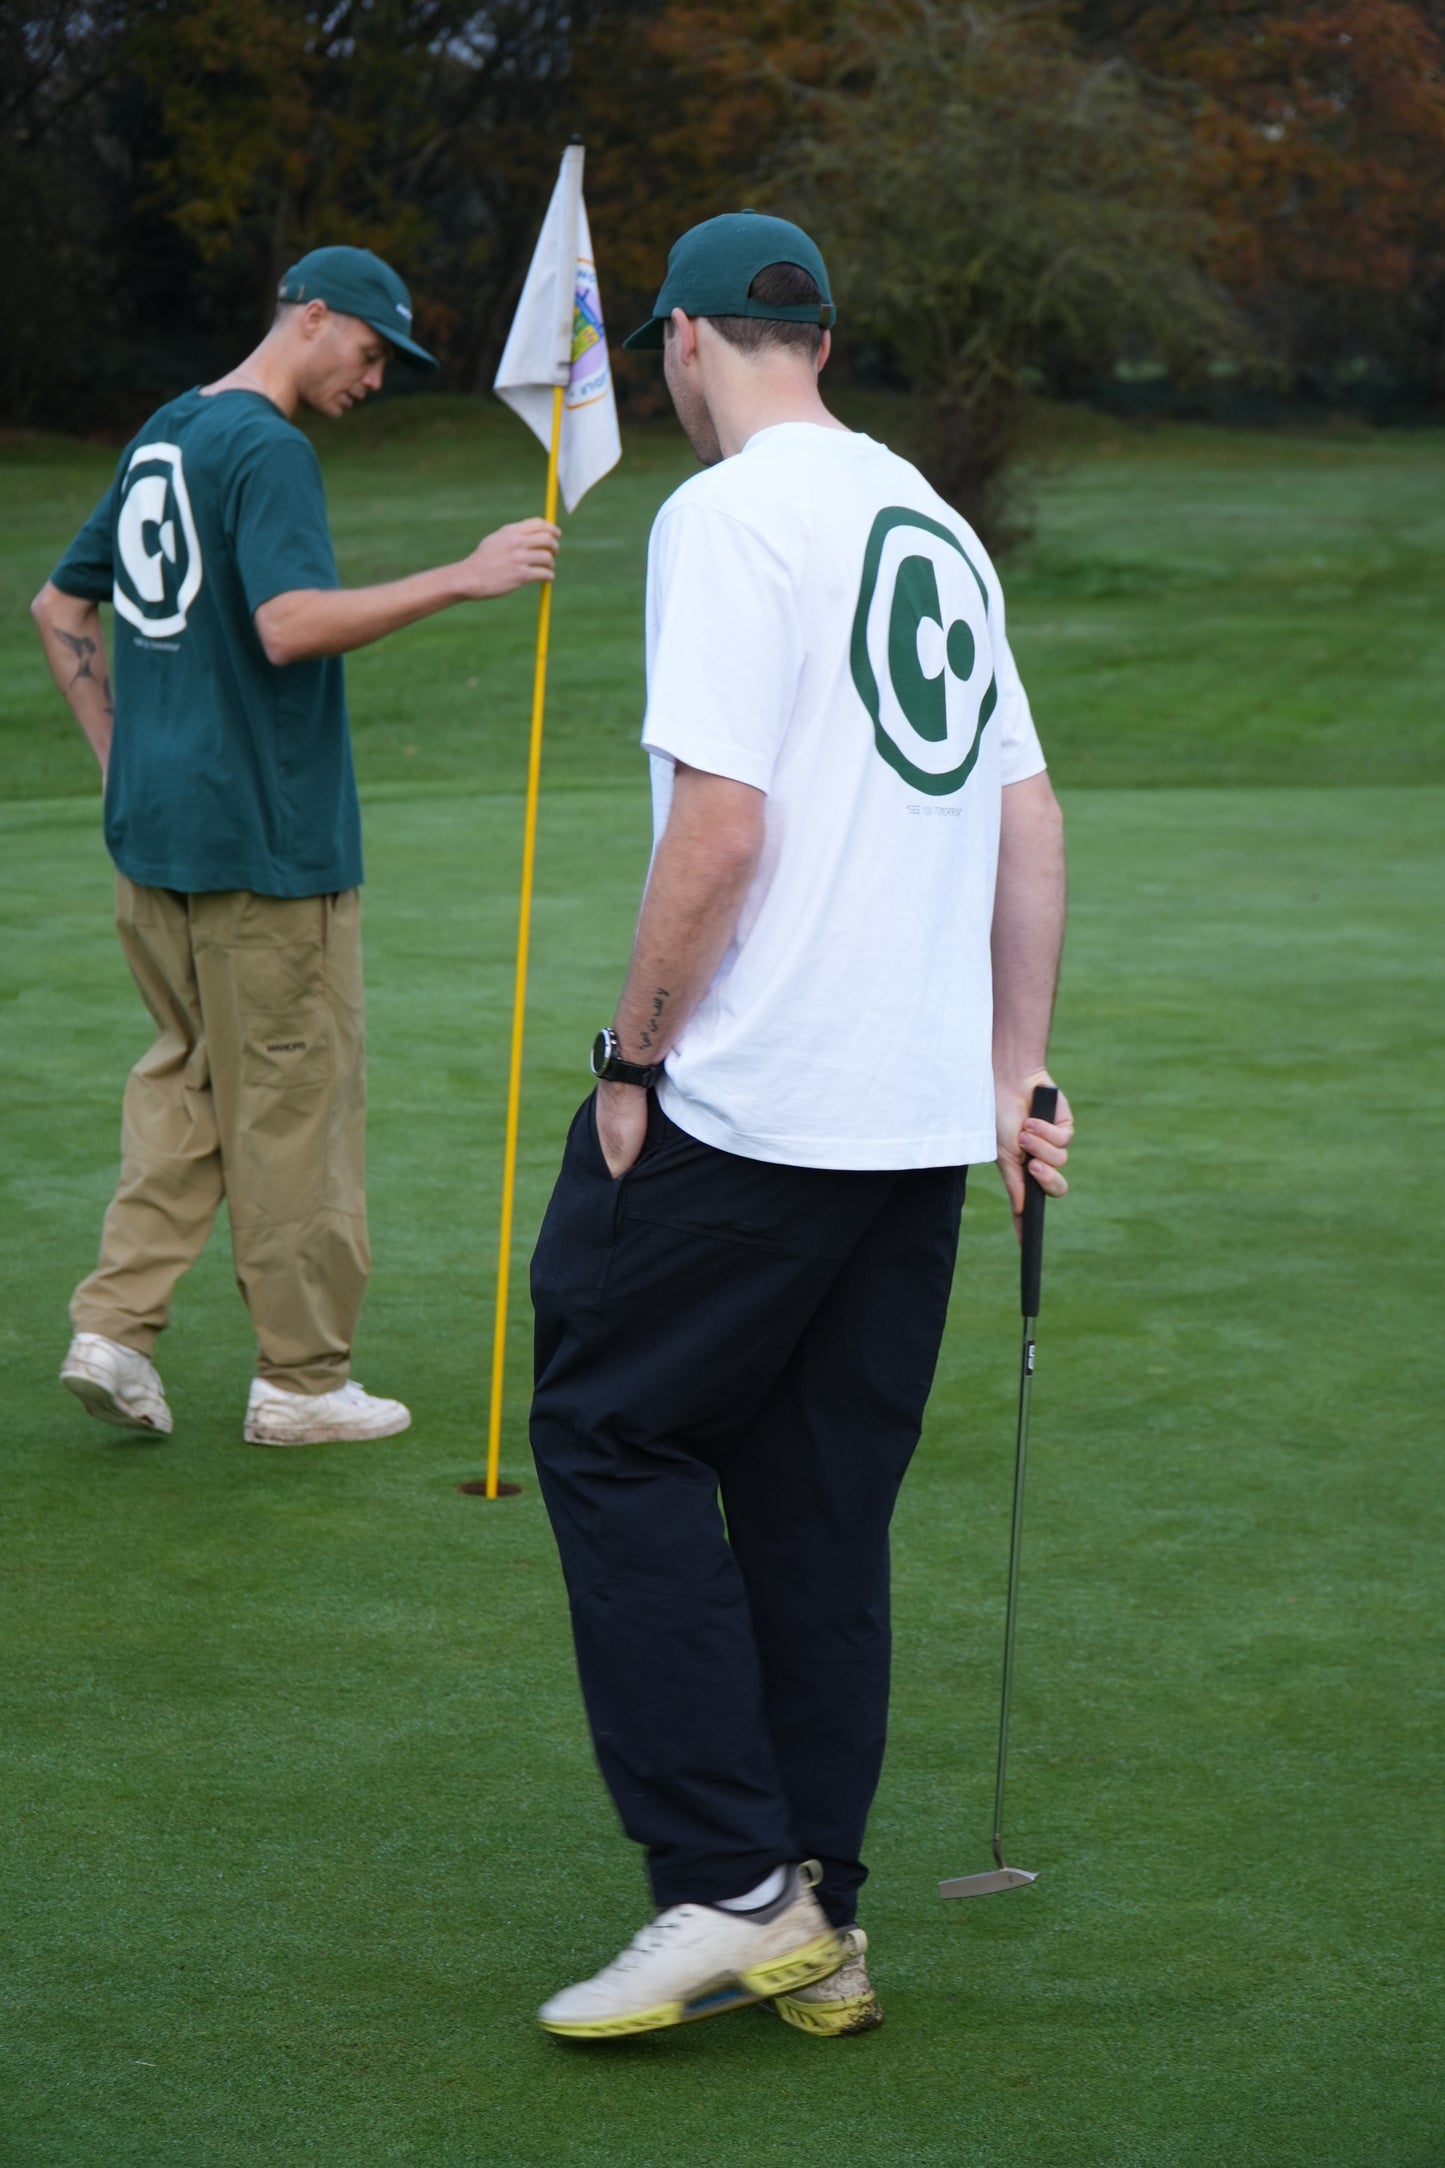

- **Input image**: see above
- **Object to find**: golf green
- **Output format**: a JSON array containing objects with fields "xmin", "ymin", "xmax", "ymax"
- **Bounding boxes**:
[{"xmin": 2, "ymin": 411, "xmax": 1441, "ymax": 2163}]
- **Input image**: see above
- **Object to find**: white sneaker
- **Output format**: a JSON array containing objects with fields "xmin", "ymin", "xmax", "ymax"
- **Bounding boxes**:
[
  {"xmin": 773, "ymin": 1925, "xmax": 884, "ymax": 2036},
  {"xmin": 60, "ymin": 1333, "xmax": 172, "ymax": 1435},
  {"xmin": 538, "ymin": 1865, "xmax": 844, "ymax": 2039},
  {"xmin": 243, "ymin": 1378, "xmax": 411, "ymax": 1447}
]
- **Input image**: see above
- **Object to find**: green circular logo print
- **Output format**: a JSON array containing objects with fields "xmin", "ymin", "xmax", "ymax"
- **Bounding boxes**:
[{"xmin": 850, "ymin": 508, "xmax": 997, "ymax": 796}]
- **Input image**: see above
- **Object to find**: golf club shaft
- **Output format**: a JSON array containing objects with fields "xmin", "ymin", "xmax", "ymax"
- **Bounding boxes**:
[
  {"xmin": 990, "ymin": 1083, "xmax": 1058, "ymax": 1870},
  {"xmin": 992, "ymin": 1315, "xmax": 1035, "ymax": 1867}
]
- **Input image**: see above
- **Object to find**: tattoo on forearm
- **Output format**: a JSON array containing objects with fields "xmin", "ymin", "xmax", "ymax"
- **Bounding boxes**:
[
  {"xmin": 56, "ymin": 628, "xmax": 97, "ymax": 682},
  {"xmin": 53, "ymin": 627, "xmax": 112, "ymax": 718},
  {"xmin": 638, "ymin": 986, "xmax": 671, "ymax": 1052}
]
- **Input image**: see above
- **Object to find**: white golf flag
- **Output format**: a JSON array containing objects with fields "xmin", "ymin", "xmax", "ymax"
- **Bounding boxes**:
[{"xmin": 494, "ymin": 144, "xmax": 621, "ymax": 513}]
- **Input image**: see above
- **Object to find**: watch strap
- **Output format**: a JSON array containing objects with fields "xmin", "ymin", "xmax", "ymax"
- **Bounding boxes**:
[{"xmin": 591, "ymin": 1027, "xmax": 662, "ymax": 1090}]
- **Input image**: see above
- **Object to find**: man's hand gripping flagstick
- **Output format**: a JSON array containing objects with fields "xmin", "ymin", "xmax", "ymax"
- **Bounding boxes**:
[{"xmin": 476, "ymin": 141, "xmax": 621, "ymax": 1502}]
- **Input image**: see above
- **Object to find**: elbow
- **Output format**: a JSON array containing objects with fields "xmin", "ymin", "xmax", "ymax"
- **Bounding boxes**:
[
  {"xmin": 1032, "ymin": 769, "xmax": 1064, "ymax": 828},
  {"xmin": 254, "ymin": 598, "xmax": 311, "ymax": 668},
  {"xmin": 716, "ymin": 794, "xmax": 768, "ymax": 884},
  {"xmin": 257, "ymin": 622, "xmax": 300, "ymax": 668},
  {"xmin": 710, "ymin": 819, "xmax": 765, "ymax": 888},
  {"xmin": 667, "ymin": 772, "xmax": 767, "ymax": 887},
  {"xmin": 30, "ymin": 584, "xmax": 54, "ymax": 632},
  {"xmin": 255, "ymin": 612, "xmax": 293, "ymax": 667}
]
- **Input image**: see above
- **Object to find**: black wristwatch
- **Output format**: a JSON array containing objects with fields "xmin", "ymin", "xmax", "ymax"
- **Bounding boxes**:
[{"xmin": 590, "ymin": 1027, "xmax": 661, "ymax": 1090}]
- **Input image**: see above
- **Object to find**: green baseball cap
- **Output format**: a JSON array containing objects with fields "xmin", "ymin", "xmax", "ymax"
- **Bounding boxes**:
[
  {"xmin": 277, "ymin": 245, "xmax": 438, "ymax": 369},
  {"xmin": 623, "ymin": 211, "xmax": 836, "ymax": 351}
]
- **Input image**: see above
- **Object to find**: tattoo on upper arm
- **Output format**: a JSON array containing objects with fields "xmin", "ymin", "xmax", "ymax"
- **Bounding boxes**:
[{"xmin": 638, "ymin": 986, "xmax": 670, "ymax": 1052}]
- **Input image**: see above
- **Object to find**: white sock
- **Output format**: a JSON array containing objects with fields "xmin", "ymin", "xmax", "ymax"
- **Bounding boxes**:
[{"xmin": 715, "ymin": 1866, "xmax": 788, "ymax": 1912}]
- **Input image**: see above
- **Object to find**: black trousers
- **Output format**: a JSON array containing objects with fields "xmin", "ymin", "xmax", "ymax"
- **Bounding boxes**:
[{"xmin": 529, "ymin": 1094, "xmax": 966, "ymax": 1929}]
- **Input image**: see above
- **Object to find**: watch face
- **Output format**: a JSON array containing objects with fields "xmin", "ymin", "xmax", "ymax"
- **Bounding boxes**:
[{"xmin": 590, "ymin": 1029, "xmax": 612, "ymax": 1079}]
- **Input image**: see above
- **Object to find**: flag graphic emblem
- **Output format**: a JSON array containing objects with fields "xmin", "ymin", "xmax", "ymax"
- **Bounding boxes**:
[{"xmin": 495, "ymin": 147, "xmax": 621, "ymax": 512}]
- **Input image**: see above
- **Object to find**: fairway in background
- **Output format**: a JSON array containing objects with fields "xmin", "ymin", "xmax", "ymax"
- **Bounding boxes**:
[
  {"xmin": 4, "ymin": 403, "xmax": 1444, "ymax": 802},
  {"xmin": 2, "ymin": 412, "xmax": 1442, "ymax": 2165}
]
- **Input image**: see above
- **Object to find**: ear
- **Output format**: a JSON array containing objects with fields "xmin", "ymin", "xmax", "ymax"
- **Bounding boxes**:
[
  {"xmin": 816, "ymin": 327, "xmax": 832, "ymax": 376},
  {"xmin": 670, "ymin": 307, "xmax": 700, "ymax": 365},
  {"xmin": 300, "ymin": 300, "xmax": 331, "ymax": 342}
]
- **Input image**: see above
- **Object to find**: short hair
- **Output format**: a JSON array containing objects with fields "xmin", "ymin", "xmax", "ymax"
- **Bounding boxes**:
[
  {"xmin": 271, "ymin": 298, "xmax": 302, "ymax": 329},
  {"xmin": 706, "ymin": 262, "xmax": 826, "ymax": 359}
]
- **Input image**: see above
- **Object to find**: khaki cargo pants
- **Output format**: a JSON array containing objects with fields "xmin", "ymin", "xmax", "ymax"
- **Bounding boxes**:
[{"xmin": 71, "ymin": 877, "xmax": 369, "ymax": 1394}]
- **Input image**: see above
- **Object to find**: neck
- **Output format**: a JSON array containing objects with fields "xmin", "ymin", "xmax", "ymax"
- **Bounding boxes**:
[
  {"xmin": 203, "ymin": 329, "xmax": 300, "ymax": 416},
  {"xmin": 704, "ymin": 355, "xmax": 846, "ymax": 459}
]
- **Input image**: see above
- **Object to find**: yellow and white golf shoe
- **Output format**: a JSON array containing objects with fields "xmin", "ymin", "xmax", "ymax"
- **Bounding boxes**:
[
  {"xmin": 772, "ymin": 1925, "xmax": 883, "ymax": 2035},
  {"xmin": 538, "ymin": 1867, "xmax": 843, "ymax": 2039}
]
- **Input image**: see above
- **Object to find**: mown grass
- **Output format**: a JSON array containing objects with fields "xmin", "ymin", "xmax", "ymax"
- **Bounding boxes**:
[
  {"xmin": 4, "ymin": 398, "xmax": 1443, "ymax": 803},
  {"xmin": 2, "ymin": 404, "xmax": 1441, "ymax": 2164}
]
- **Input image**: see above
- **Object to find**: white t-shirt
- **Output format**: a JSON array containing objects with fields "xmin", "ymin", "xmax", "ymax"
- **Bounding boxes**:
[{"xmin": 642, "ymin": 422, "xmax": 1046, "ymax": 1172}]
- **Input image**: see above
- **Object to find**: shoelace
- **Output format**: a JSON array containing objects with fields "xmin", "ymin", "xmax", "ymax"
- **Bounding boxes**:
[{"xmin": 607, "ymin": 1910, "xmax": 694, "ymax": 1977}]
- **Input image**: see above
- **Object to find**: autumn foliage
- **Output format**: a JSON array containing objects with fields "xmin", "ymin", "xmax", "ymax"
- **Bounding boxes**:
[
  {"xmin": 1074, "ymin": 2, "xmax": 1445, "ymax": 379},
  {"xmin": 6, "ymin": 0, "xmax": 1444, "ymax": 477}
]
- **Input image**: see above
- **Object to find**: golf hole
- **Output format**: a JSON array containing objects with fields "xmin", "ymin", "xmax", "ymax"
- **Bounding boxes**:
[{"xmin": 456, "ymin": 1479, "xmax": 524, "ymax": 1498}]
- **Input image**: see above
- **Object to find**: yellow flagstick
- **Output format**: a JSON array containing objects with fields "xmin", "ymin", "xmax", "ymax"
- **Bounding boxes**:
[{"xmin": 485, "ymin": 380, "xmax": 565, "ymax": 1500}]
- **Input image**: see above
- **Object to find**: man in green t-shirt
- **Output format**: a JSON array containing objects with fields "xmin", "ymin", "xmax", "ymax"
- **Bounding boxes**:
[{"xmin": 31, "ymin": 244, "xmax": 559, "ymax": 1447}]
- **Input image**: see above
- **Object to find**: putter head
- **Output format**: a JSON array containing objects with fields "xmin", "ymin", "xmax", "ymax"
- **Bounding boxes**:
[{"xmin": 938, "ymin": 1865, "xmax": 1037, "ymax": 1900}]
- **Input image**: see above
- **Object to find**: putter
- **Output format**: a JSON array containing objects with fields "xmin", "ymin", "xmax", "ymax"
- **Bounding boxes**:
[{"xmin": 939, "ymin": 1081, "xmax": 1059, "ymax": 1901}]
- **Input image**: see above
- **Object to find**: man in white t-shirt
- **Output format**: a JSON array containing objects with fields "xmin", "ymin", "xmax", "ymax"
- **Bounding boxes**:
[{"xmin": 528, "ymin": 211, "xmax": 1073, "ymax": 2041}]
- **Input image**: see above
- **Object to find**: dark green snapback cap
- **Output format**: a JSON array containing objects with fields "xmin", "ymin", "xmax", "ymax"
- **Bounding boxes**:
[
  {"xmin": 278, "ymin": 245, "xmax": 438, "ymax": 368},
  {"xmin": 623, "ymin": 211, "xmax": 835, "ymax": 351}
]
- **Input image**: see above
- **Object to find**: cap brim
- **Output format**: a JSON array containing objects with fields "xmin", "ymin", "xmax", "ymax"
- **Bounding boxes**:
[
  {"xmin": 367, "ymin": 317, "xmax": 438, "ymax": 369},
  {"xmin": 622, "ymin": 317, "xmax": 666, "ymax": 353}
]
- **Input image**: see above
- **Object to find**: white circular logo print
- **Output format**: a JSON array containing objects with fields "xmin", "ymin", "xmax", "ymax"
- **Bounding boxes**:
[
  {"xmin": 850, "ymin": 508, "xmax": 998, "ymax": 796},
  {"xmin": 113, "ymin": 441, "xmax": 203, "ymax": 638}
]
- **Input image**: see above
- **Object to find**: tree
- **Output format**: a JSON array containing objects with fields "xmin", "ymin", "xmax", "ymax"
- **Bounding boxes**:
[
  {"xmin": 128, "ymin": 0, "xmax": 596, "ymax": 377},
  {"xmin": 16, "ymin": 0, "xmax": 1437, "ymax": 450},
  {"xmin": 766, "ymin": 1, "xmax": 1232, "ymax": 539},
  {"xmin": 1069, "ymin": 2, "xmax": 1445, "ymax": 403},
  {"xmin": 1, "ymin": 0, "xmax": 666, "ymax": 425},
  {"xmin": 1, "ymin": 2, "xmax": 132, "ymax": 422}
]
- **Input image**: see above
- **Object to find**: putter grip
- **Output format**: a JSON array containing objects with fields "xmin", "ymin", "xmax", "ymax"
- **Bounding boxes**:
[{"xmin": 1020, "ymin": 1083, "xmax": 1059, "ymax": 1318}]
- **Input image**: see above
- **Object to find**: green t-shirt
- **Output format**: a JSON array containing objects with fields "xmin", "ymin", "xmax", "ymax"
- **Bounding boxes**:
[{"xmin": 52, "ymin": 389, "xmax": 363, "ymax": 898}]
